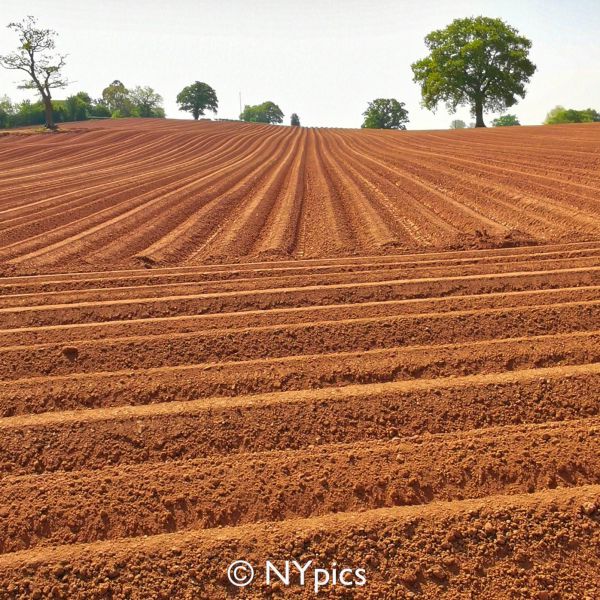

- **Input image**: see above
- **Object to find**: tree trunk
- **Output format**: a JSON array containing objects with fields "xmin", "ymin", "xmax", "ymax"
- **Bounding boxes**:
[
  {"xmin": 474, "ymin": 98, "xmax": 486, "ymax": 128},
  {"xmin": 42, "ymin": 94, "xmax": 55, "ymax": 129}
]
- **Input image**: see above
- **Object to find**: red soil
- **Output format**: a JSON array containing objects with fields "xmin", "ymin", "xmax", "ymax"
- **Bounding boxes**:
[
  {"xmin": 0, "ymin": 119, "xmax": 599, "ymax": 598},
  {"xmin": 0, "ymin": 119, "xmax": 599, "ymax": 272}
]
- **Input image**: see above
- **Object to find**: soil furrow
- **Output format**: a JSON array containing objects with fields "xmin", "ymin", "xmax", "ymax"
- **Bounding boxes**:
[
  {"xmin": 0, "ymin": 485, "xmax": 598, "ymax": 598},
  {"xmin": 1, "ymin": 417, "xmax": 598, "ymax": 553},
  {"xmin": 1, "ymin": 300, "xmax": 598, "ymax": 379},
  {"xmin": 0, "ymin": 363, "xmax": 597, "ymax": 475},
  {"xmin": 1, "ymin": 329, "xmax": 597, "ymax": 415},
  {"xmin": 2, "ymin": 266, "xmax": 597, "ymax": 327}
]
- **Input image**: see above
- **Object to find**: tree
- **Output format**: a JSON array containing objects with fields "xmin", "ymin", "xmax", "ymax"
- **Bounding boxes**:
[
  {"xmin": 89, "ymin": 102, "xmax": 111, "ymax": 118},
  {"xmin": 544, "ymin": 106, "xmax": 600, "ymax": 124},
  {"xmin": 101, "ymin": 80, "xmax": 132, "ymax": 116},
  {"xmin": 361, "ymin": 98, "xmax": 409, "ymax": 130},
  {"xmin": 290, "ymin": 113, "xmax": 300, "ymax": 126},
  {"xmin": 64, "ymin": 91, "xmax": 92, "ymax": 121},
  {"xmin": 0, "ymin": 16, "xmax": 69, "ymax": 129},
  {"xmin": 492, "ymin": 114, "xmax": 520, "ymax": 127},
  {"xmin": 8, "ymin": 98, "xmax": 66, "ymax": 127},
  {"xmin": 240, "ymin": 101, "xmax": 284, "ymax": 124},
  {"xmin": 450, "ymin": 119, "xmax": 466, "ymax": 129},
  {"xmin": 587, "ymin": 109, "xmax": 600, "ymax": 122},
  {"xmin": 176, "ymin": 81, "xmax": 218, "ymax": 120},
  {"xmin": 130, "ymin": 86, "xmax": 164, "ymax": 118},
  {"xmin": 0, "ymin": 95, "xmax": 14, "ymax": 128},
  {"xmin": 412, "ymin": 17, "xmax": 536, "ymax": 127}
]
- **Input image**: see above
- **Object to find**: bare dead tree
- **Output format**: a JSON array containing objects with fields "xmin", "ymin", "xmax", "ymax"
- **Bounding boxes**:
[{"xmin": 0, "ymin": 16, "xmax": 69, "ymax": 129}]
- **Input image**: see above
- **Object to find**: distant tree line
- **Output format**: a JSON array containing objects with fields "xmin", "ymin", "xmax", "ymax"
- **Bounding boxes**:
[
  {"xmin": 544, "ymin": 106, "xmax": 600, "ymax": 124},
  {"xmin": 100, "ymin": 80, "xmax": 164, "ymax": 118},
  {"xmin": 1, "ymin": 15, "xmax": 599, "ymax": 132},
  {"xmin": 0, "ymin": 81, "xmax": 165, "ymax": 128},
  {"xmin": 239, "ymin": 101, "xmax": 284, "ymax": 124},
  {"xmin": 0, "ymin": 92, "xmax": 104, "ymax": 128}
]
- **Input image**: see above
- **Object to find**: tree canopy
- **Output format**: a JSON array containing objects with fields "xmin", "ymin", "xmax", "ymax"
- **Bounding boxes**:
[
  {"xmin": 361, "ymin": 98, "xmax": 409, "ymax": 130},
  {"xmin": 176, "ymin": 82, "xmax": 218, "ymax": 120},
  {"xmin": 101, "ymin": 80, "xmax": 132, "ymax": 116},
  {"xmin": 130, "ymin": 86, "xmax": 164, "ymax": 118},
  {"xmin": 544, "ymin": 106, "xmax": 600, "ymax": 124},
  {"xmin": 0, "ymin": 95, "xmax": 13, "ymax": 128},
  {"xmin": 99, "ymin": 80, "xmax": 164, "ymax": 118},
  {"xmin": 492, "ymin": 114, "xmax": 520, "ymax": 127},
  {"xmin": 411, "ymin": 16, "xmax": 536, "ymax": 127},
  {"xmin": 0, "ymin": 81, "xmax": 164, "ymax": 129},
  {"xmin": 449, "ymin": 119, "xmax": 466, "ymax": 129},
  {"xmin": 0, "ymin": 16, "xmax": 69, "ymax": 128},
  {"xmin": 64, "ymin": 92, "xmax": 92, "ymax": 122},
  {"xmin": 290, "ymin": 113, "xmax": 300, "ymax": 126},
  {"xmin": 240, "ymin": 101, "xmax": 284, "ymax": 124}
]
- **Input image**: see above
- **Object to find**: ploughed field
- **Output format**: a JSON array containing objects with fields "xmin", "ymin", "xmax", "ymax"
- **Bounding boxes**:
[
  {"xmin": 0, "ymin": 120, "xmax": 599, "ymax": 598},
  {"xmin": 1, "ymin": 119, "xmax": 600, "ymax": 272}
]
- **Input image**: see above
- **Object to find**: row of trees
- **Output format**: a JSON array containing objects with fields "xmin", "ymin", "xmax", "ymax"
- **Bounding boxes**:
[
  {"xmin": 0, "ymin": 16, "xmax": 301, "ymax": 128},
  {"xmin": 0, "ymin": 93, "xmax": 104, "ymax": 128},
  {"xmin": 1, "ymin": 16, "xmax": 598, "ymax": 131},
  {"xmin": 544, "ymin": 106, "xmax": 600, "ymax": 125},
  {"xmin": 0, "ymin": 17, "xmax": 165, "ymax": 127},
  {"xmin": 100, "ymin": 80, "xmax": 164, "ymax": 118},
  {"xmin": 450, "ymin": 114, "xmax": 520, "ymax": 129},
  {"xmin": 0, "ymin": 81, "xmax": 165, "ymax": 128},
  {"xmin": 448, "ymin": 107, "xmax": 600, "ymax": 130}
]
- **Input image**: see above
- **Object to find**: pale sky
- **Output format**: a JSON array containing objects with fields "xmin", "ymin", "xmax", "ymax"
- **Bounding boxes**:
[{"xmin": 1, "ymin": 0, "xmax": 598, "ymax": 129}]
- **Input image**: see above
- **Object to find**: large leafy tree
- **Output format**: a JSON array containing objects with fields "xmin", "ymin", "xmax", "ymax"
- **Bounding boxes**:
[
  {"xmin": 101, "ymin": 80, "xmax": 133, "ymax": 116},
  {"xmin": 240, "ymin": 101, "xmax": 284, "ymax": 124},
  {"xmin": 176, "ymin": 81, "xmax": 218, "ymax": 120},
  {"xmin": 130, "ymin": 86, "xmax": 164, "ymax": 118},
  {"xmin": 0, "ymin": 16, "xmax": 69, "ymax": 129},
  {"xmin": 361, "ymin": 98, "xmax": 409, "ymax": 130},
  {"xmin": 492, "ymin": 114, "xmax": 520, "ymax": 126},
  {"xmin": 412, "ymin": 17, "xmax": 536, "ymax": 127}
]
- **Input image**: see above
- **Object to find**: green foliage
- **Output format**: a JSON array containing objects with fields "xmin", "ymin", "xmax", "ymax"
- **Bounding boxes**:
[
  {"xmin": 102, "ymin": 80, "xmax": 131, "ymax": 116},
  {"xmin": 64, "ymin": 92, "xmax": 92, "ymax": 121},
  {"xmin": 492, "ymin": 114, "xmax": 520, "ymax": 126},
  {"xmin": 176, "ymin": 82, "xmax": 218, "ymax": 120},
  {"xmin": 0, "ymin": 95, "xmax": 13, "ymax": 128},
  {"xmin": 361, "ymin": 98, "xmax": 409, "ymax": 130},
  {"xmin": 129, "ymin": 86, "xmax": 164, "ymax": 118},
  {"xmin": 100, "ymin": 80, "xmax": 164, "ymax": 118},
  {"xmin": 290, "ymin": 113, "xmax": 300, "ymax": 126},
  {"xmin": 0, "ymin": 90, "xmax": 121, "ymax": 128},
  {"xmin": 88, "ymin": 103, "xmax": 111, "ymax": 118},
  {"xmin": 544, "ymin": 106, "xmax": 600, "ymax": 124},
  {"xmin": 0, "ymin": 83, "xmax": 162, "ymax": 128},
  {"xmin": 412, "ymin": 16, "xmax": 536, "ymax": 127},
  {"xmin": 449, "ymin": 119, "xmax": 466, "ymax": 129},
  {"xmin": 240, "ymin": 101, "xmax": 284, "ymax": 124},
  {"xmin": 5, "ymin": 98, "xmax": 67, "ymax": 127},
  {"xmin": 590, "ymin": 110, "xmax": 600, "ymax": 122}
]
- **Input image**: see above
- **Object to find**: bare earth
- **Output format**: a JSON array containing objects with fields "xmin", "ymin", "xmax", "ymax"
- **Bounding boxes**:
[{"xmin": 0, "ymin": 119, "xmax": 598, "ymax": 598}]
